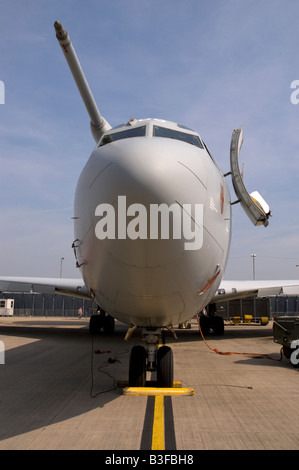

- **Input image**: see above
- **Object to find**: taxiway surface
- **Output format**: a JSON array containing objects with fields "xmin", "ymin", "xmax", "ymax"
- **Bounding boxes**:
[{"xmin": 0, "ymin": 316, "xmax": 298, "ymax": 450}]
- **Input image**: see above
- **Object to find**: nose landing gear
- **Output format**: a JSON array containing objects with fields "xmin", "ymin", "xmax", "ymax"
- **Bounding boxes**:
[{"xmin": 128, "ymin": 328, "xmax": 174, "ymax": 388}]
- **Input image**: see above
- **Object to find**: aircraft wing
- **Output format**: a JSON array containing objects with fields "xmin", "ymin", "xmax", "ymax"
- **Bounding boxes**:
[
  {"xmin": 1, "ymin": 276, "xmax": 299, "ymax": 309},
  {"xmin": 212, "ymin": 280, "xmax": 299, "ymax": 303},
  {"xmin": 0, "ymin": 276, "xmax": 91, "ymax": 300}
]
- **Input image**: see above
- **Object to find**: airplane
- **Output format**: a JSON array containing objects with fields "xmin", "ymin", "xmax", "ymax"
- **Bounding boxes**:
[{"xmin": 1, "ymin": 21, "xmax": 299, "ymax": 387}]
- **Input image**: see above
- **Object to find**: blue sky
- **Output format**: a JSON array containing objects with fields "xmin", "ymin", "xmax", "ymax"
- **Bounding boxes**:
[{"xmin": 0, "ymin": 0, "xmax": 299, "ymax": 280}]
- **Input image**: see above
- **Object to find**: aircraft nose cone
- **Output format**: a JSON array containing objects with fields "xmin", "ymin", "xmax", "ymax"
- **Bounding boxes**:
[
  {"xmin": 88, "ymin": 137, "xmax": 208, "ymax": 263},
  {"xmin": 90, "ymin": 137, "xmax": 207, "ymax": 213}
]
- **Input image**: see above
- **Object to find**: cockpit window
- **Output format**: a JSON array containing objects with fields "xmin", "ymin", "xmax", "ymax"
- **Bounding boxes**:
[
  {"xmin": 153, "ymin": 126, "xmax": 204, "ymax": 148},
  {"xmin": 99, "ymin": 126, "xmax": 146, "ymax": 147}
]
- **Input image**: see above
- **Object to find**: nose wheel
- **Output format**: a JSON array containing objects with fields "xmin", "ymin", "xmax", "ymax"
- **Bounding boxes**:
[
  {"xmin": 128, "ymin": 328, "xmax": 174, "ymax": 387},
  {"xmin": 129, "ymin": 345, "xmax": 147, "ymax": 387},
  {"xmin": 157, "ymin": 345, "xmax": 173, "ymax": 387}
]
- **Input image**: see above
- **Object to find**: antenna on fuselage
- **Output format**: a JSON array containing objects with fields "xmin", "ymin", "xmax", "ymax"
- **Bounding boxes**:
[{"xmin": 54, "ymin": 21, "xmax": 111, "ymax": 143}]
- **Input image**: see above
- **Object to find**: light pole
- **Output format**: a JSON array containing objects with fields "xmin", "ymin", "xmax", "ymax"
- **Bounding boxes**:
[
  {"xmin": 251, "ymin": 254, "xmax": 256, "ymax": 280},
  {"xmin": 60, "ymin": 257, "xmax": 64, "ymax": 278}
]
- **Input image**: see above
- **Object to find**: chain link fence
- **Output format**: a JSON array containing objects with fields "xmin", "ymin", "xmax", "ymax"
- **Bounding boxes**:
[{"xmin": 0, "ymin": 292, "xmax": 95, "ymax": 317}]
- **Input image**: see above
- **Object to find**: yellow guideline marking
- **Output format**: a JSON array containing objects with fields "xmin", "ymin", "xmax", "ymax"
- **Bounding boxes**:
[
  {"xmin": 152, "ymin": 395, "xmax": 164, "ymax": 450},
  {"xmin": 122, "ymin": 387, "xmax": 194, "ymax": 396}
]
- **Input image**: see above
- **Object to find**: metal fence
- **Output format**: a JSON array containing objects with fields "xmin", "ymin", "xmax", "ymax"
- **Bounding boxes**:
[
  {"xmin": 270, "ymin": 295, "xmax": 299, "ymax": 317},
  {"xmin": 217, "ymin": 296, "xmax": 299, "ymax": 320},
  {"xmin": 0, "ymin": 292, "xmax": 95, "ymax": 317},
  {"xmin": 2, "ymin": 292, "xmax": 299, "ymax": 319}
]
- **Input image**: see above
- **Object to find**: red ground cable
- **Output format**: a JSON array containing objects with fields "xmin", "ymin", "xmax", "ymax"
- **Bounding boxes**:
[{"xmin": 196, "ymin": 314, "xmax": 283, "ymax": 362}]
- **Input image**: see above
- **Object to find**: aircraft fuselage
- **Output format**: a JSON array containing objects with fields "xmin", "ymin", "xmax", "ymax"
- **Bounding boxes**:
[{"xmin": 73, "ymin": 118, "xmax": 231, "ymax": 327}]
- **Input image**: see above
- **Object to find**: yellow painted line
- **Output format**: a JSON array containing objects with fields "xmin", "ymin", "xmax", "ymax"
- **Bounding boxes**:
[
  {"xmin": 152, "ymin": 395, "xmax": 165, "ymax": 450},
  {"xmin": 122, "ymin": 387, "xmax": 194, "ymax": 396}
]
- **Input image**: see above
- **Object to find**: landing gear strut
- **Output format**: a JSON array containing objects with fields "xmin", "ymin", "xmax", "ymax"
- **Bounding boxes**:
[{"xmin": 128, "ymin": 328, "xmax": 174, "ymax": 388}]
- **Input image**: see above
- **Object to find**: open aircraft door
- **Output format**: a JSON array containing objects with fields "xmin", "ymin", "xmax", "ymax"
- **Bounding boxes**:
[{"xmin": 229, "ymin": 127, "xmax": 271, "ymax": 227}]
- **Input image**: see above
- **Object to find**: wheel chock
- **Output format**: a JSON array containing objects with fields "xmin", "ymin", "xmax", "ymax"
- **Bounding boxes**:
[{"xmin": 122, "ymin": 386, "xmax": 194, "ymax": 396}]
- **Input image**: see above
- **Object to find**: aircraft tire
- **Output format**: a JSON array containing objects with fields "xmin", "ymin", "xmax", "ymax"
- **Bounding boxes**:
[
  {"xmin": 89, "ymin": 314, "xmax": 104, "ymax": 334},
  {"xmin": 283, "ymin": 346, "xmax": 291, "ymax": 359},
  {"xmin": 212, "ymin": 316, "xmax": 224, "ymax": 336},
  {"xmin": 157, "ymin": 345, "xmax": 173, "ymax": 388},
  {"xmin": 199, "ymin": 315, "xmax": 210, "ymax": 336},
  {"xmin": 103, "ymin": 315, "xmax": 115, "ymax": 334},
  {"xmin": 129, "ymin": 345, "xmax": 147, "ymax": 387}
]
